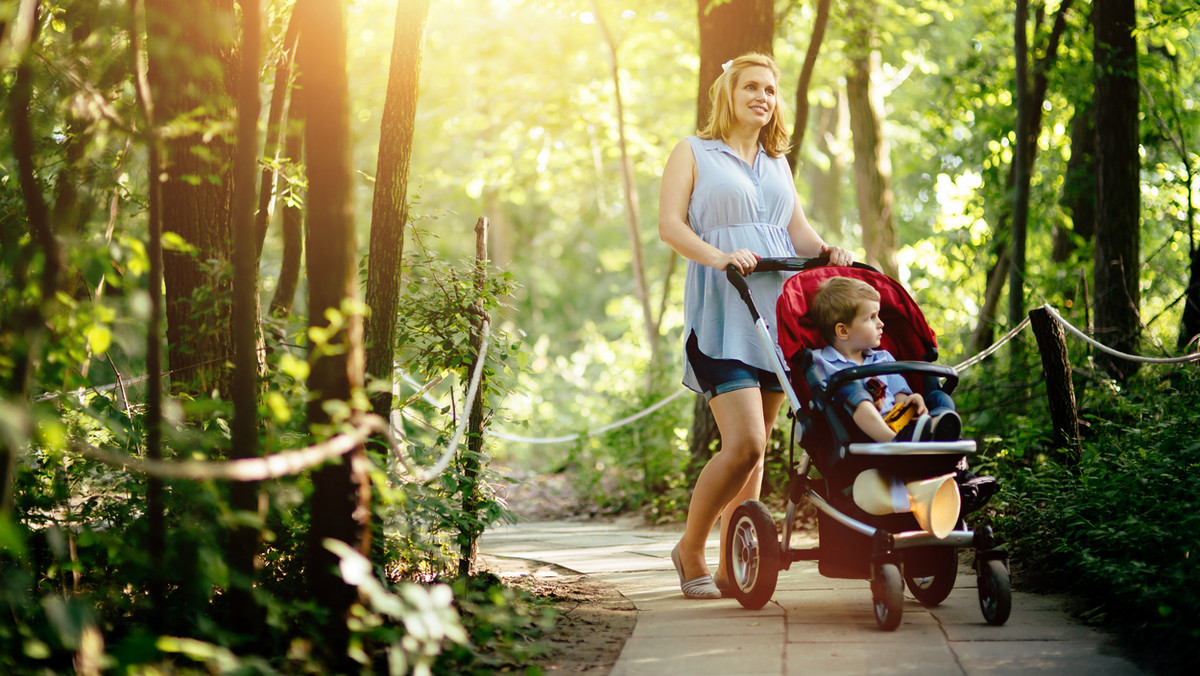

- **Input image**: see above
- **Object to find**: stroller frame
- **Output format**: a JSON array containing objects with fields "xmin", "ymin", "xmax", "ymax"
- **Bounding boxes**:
[{"xmin": 722, "ymin": 257, "xmax": 1011, "ymax": 630}]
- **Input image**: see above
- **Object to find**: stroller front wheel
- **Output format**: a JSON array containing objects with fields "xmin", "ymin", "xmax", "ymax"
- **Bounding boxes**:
[
  {"xmin": 872, "ymin": 562, "xmax": 904, "ymax": 631},
  {"xmin": 977, "ymin": 558, "xmax": 1012, "ymax": 625},
  {"xmin": 727, "ymin": 500, "xmax": 780, "ymax": 610}
]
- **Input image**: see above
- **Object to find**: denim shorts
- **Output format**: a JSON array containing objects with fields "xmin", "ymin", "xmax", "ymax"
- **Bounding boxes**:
[{"xmin": 687, "ymin": 332, "xmax": 782, "ymax": 401}]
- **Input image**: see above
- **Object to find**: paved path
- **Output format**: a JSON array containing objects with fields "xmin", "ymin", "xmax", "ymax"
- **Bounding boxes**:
[{"xmin": 480, "ymin": 517, "xmax": 1143, "ymax": 675}]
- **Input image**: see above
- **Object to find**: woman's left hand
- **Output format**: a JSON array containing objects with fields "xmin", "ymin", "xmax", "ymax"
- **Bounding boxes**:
[{"xmin": 820, "ymin": 244, "xmax": 854, "ymax": 267}]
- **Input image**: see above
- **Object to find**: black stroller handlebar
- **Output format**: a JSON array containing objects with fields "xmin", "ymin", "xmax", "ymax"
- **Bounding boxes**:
[
  {"xmin": 725, "ymin": 257, "xmax": 820, "ymax": 321},
  {"xmin": 825, "ymin": 360, "xmax": 960, "ymax": 394}
]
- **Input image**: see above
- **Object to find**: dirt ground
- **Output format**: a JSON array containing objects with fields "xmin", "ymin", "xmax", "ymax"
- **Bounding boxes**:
[
  {"xmin": 479, "ymin": 554, "xmax": 637, "ymax": 674},
  {"xmin": 481, "ymin": 467, "xmax": 640, "ymax": 673}
]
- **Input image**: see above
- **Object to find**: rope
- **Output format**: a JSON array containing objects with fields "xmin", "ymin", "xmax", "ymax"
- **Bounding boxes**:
[
  {"xmin": 1042, "ymin": 304, "xmax": 1200, "ymax": 364},
  {"xmin": 952, "ymin": 316, "xmax": 1032, "ymax": 373},
  {"xmin": 487, "ymin": 388, "xmax": 690, "ymax": 444},
  {"xmin": 74, "ymin": 415, "xmax": 382, "ymax": 481},
  {"xmin": 66, "ymin": 325, "xmax": 494, "ymax": 485}
]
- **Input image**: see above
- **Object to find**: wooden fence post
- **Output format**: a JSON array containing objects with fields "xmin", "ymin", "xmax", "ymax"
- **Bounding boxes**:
[
  {"xmin": 1029, "ymin": 307, "xmax": 1082, "ymax": 462},
  {"xmin": 459, "ymin": 216, "xmax": 489, "ymax": 577}
]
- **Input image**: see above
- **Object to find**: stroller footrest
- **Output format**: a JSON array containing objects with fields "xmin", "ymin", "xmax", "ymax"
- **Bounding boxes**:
[{"xmin": 847, "ymin": 440, "xmax": 977, "ymax": 455}]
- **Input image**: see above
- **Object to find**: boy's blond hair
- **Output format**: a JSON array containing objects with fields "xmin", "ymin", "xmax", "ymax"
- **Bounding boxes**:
[{"xmin": 812, "ymin": 277, "xmax": 881, "ymax": 343}]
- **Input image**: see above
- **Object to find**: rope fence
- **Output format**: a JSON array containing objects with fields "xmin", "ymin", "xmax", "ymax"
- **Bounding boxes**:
[{"xmin": 30, "ymin": 303, "xmax": 1200, "ymax": 481}]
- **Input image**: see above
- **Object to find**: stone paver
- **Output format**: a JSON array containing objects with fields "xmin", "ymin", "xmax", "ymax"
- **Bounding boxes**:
[{"xmin": 479, "ymin": 518, "xmax": 1144, "ymax": 675}]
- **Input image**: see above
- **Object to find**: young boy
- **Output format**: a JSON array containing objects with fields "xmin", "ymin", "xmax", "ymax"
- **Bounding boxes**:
[
  {"xmin": 809, "ymin": 276, "xmax": 961, "ymax": 443},
  {"xmin": 810, "ymin": 276, "xmax": 998, "ymax": 513}
]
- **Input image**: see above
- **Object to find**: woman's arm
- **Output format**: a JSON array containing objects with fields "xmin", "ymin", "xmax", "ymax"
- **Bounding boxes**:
[
  {"xmin": 787, "ymin": 190, "xmax": 853, "ymax": 266},
  {"xmin": 659, "ymin": 139, "xmax": 759, "ymax": 275}
]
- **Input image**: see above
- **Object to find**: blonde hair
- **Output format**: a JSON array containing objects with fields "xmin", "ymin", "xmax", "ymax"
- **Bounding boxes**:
[
  {"xmin": 812, "ymin": 277, "xmax": 881, "ymax": 343},
  {"xmin": 698, "ymin": 52, "xmax": 792, "ymax": 158}
]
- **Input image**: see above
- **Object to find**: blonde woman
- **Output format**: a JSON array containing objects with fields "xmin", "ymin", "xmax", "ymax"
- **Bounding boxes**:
[{"xmin": 659, "ymin": 52, "xmax": 853, "ymax": 598}]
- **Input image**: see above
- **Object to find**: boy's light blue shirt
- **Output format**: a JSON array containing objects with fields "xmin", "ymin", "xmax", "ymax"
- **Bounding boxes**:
[{"xmin": 811, "ymin": 344, "xmax": 911, "ymax": 412}]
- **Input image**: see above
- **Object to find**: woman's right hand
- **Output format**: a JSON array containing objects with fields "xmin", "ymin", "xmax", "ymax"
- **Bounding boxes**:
[{"xmin": 719, "ymin": 248, "xmax": 761, "ymax": 275}]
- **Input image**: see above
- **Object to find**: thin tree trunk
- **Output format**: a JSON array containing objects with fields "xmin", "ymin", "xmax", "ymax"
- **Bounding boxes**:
[
  {"xmin": 228, "ymin": 0, "xmax": 263, "ymax": 630},
  {"xmin": 972, "ymin": 0, "xmax": 1074, "ymax": 352},
  {"xmin": 459, "ymin": 217, "xmax": 489, "ymax": 577},
  {"xmin": 846, "ymin": 50, "xmax": 898, "ymax": 279},
  {"xmin": 808, "ymin": 98, "xmax": 843, "ymax": 231},
  {"xmin": 1092, "ymin": 0, "xmax": 1141, "ymax": 379},
  {"xmin": 129, "ymin": 0, "xmax": 166, "ymax": 617},
  {"xmin": 269, "ymin": 99, "xmax": 304, "ymax": 319},
  {"xmin": 785, "ymin": 0, "xmax": 832, "ymax": 174},
  {"xmin": 1054, "ymin": 100, "xmax": 1096, "ymax": 263},
  {"xmin": 1009, "ymin": 0, "xmax": 1031, "ymax": 361},
  {"xmin": 254, "ymin": 13, "xmax": 299, "ymax": 260},
  {"xmin": 297, "ymin": 0, "xmax": 370, "ymax": 662},
  {"xmin": 365, "ymin": 0, "xmax": 432, "ymax": 420},
  {"xmin": 592, "ymin": 0, "xmax": 660, "ymax": 381}
]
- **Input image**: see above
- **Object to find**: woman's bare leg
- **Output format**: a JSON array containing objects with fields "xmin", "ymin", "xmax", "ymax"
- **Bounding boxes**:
[
  {"xmin": 676, "ymin": 388, "xmax": 783, "ymax": 580},
  {"xmin": 713, "ymin": 390, "xmax": 786, "ymax": 586}
]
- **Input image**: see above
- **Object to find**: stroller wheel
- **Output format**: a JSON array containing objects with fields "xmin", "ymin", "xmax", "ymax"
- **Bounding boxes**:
[
  {"xmin": 977, "ymin": 558, "xmax": 1012, "ymax": 626},
  {"xmin": 872, "ymin": 562, "xmax": 904, "ymax": 631},
  {"xmin": 904, "ymin": 547, "xmax": 958, "ymax": 607},
  {"xmin": 727, "ymin": 500, "xmax": 780, "ymax": 610}
]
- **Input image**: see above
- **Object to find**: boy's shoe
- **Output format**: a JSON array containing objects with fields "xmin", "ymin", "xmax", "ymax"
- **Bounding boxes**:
[
  {"xmin": 957, "ymin": 470, "xmax": 1000, "ymax": 516},
  {"xmin": 895, "ymin": 413, "xmax": 932, "ymax": 441},
  {"xmin": 929, "ymin": 411, "xmax": 962, "ymax": 441}
]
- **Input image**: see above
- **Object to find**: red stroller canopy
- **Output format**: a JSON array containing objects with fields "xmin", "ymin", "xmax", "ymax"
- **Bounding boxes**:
[{"xmin": 776, "ymin": 265, "xmax": 939, "ymax": 368}]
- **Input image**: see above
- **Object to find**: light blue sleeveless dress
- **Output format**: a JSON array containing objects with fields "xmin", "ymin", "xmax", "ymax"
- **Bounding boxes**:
[{"xmin": 680, "ymin": 136, "xmax": 798, "ymax": 393}]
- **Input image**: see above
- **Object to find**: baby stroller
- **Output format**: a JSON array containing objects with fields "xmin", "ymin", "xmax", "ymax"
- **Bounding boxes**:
[{"xmin": 723, "ymin": 257, "xmax": 1011, "ymax": 631}]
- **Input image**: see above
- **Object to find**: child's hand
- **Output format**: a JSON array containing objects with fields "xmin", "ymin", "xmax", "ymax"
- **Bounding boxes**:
[{"xmin": 899, "ymin": 393, "xmax": 927, "ymax": 415}]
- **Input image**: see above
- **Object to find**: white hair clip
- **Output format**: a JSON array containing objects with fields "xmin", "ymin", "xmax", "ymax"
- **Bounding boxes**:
[{"xmin": 721, "ymin": 59, "xmax": 733, "ymax": 73}]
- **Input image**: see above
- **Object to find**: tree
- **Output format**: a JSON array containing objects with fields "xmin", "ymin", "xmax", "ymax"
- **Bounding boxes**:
[
  {"xmin": 784, "ymin": 0, "xmax": 833, "ymax": 175},
  {"xmin": 970, "ymin": 0, "xmax": 1076, "ymax": 353},
  {"xmin": 364, "ymin": 0, "xmax": 432, "ymax": 420},
  {"xmin": 296, "ymin": 0, "xmax": 371, "ymax": 660},
  {"xmin": 845, "ymin": 0, "xmax": 898, "ymax": 278},
  {"xmin": 145, "ymin": 0, "xmax": 238, "ymax": 397},
  {"xmin": 228, "ymin": 0, "xmax": 264, "ymax": 629},
  {"xmin": 1092, "ymin": 0, "xmax": 1141, "ymax": 379}
]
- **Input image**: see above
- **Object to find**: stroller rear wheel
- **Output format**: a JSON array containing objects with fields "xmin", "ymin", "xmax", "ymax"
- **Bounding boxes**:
[
  {"xmin": 872, "ymin": 562, "xmax": 904, "ymax": 631},
  {"xmin": 904, "ymin": 546, "xmax": 958, "ymax": 607},
  {"xmin": 977, "ymin": 558, "xmax": 1012, "ymax": 625},
  {"xmin": 727, "ymin": 500, "xmax": 780, "ymax": 610}
]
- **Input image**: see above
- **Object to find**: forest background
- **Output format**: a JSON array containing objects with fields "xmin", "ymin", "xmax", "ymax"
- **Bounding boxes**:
[{"xmin": 2, "ymin": 0, "xmax": 1199, "ymax": 674}]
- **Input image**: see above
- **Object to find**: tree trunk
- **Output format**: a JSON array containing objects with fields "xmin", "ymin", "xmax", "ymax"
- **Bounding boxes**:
[
  {"xmin": 459, "ymin": 218, "xmax": 489, "ymax": 577},
  {"xmin": 1009, "ymin": 0, "xmax": 1031, "ymax": 359},
  {"xmin": 808, "ymin": 98, "xmax": 843, "ymax": 233},
  {"xmin": 592, "ymin": 0, "xmax": 660, "ymax": 384},
  {"xmin": 297, "ymin": 0, "xmax": 370, "ymax": 662},
  {"xmin": 254, "ymin": 13, "xmax": 299, "ymax": 260},
  {"xmin": 130, "ymin": 0, "xmax": 167, "ymax": 618},
  {"xmin": 1092, "ymin": 0, "xmax": 1141, "ymax": 380},
  {"xmin": 268, "ymin": 98, "xmax": 304, "ymax": 320},
  {"xmin": 687, "ymin": 0, "xmax": 775, "ymax": 465},
  {"xmin": 1053, "ymin": 99, "xmax": 1097, "ymax": 263},
  {"xmin": 1029, "ymin": 308, "xmax": 1081, "ymax": 461},
  {"xmin": 971, "ymin": 0, "xmax": 1075, "ymax": 352},
  {"xmin": 846, "ymin": 51, "xmax": 898, "ymax": 279},
  {"xmin": 784, "ymin": 0, "xmax": 832, "ymax": 174},
  {"xmin": 364, "ymin": 0, "xmax": 431, "ymax": 420},
  {"xmin": 1182, "ymin": 247, "xmax": 1200, "ymax": 350},
  {"xmin": 146, "ymin": 0, "xmax": 237, "ymax": 398},
  {"xmin": 228, "ymin": 0, "xmax": 263, "ymax": 632}
]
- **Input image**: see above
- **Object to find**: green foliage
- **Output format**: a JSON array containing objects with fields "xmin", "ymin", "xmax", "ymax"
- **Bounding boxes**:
[{"xmin": 982, "ymin": 365, "xmax": 1200, "ymax": 674}]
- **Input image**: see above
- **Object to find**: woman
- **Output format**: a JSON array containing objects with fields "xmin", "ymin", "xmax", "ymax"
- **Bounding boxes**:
[{"xmin": 658, "ymin": 53, "xmax": 853, "ymax": 598}]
